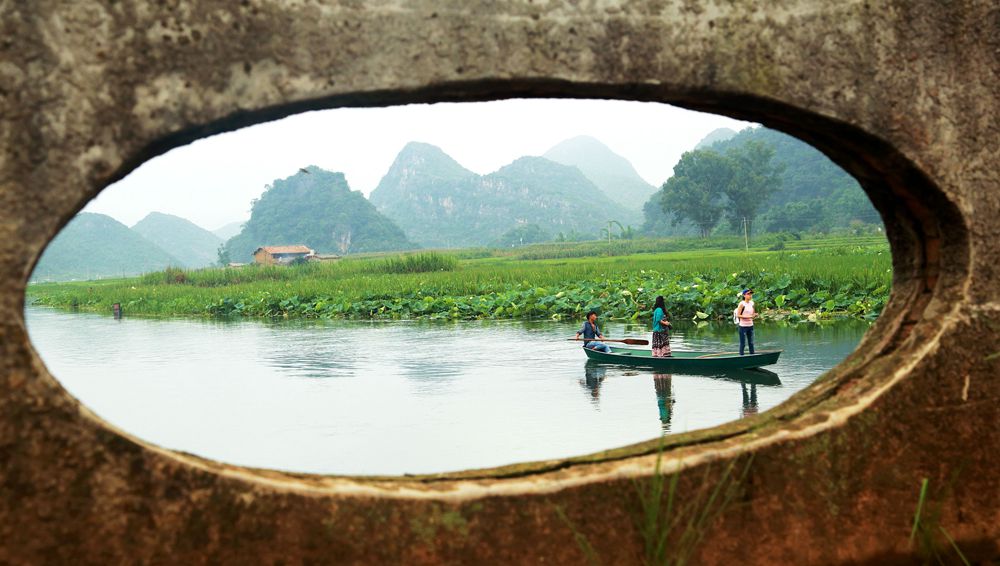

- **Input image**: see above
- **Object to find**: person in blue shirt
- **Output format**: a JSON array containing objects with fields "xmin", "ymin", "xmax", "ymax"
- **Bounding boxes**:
[
  {"xmin": 575, "ymin": 310, "xmax": 611, "ymax": 353},
  {"xmin": 651, "ymin": 295, "xmax": 672, "ymax": 357}
]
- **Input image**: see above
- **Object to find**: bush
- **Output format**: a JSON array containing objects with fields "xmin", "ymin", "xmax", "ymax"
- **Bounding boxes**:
[
  {"xmin": 141, "ymin": 266, "xmax": 188, "ymax": 285},
  {"xmin": 366, "ymin": 252, "xmax": 459, "ymax": 274}
]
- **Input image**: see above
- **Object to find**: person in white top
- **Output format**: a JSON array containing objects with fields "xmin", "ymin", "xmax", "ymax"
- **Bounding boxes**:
[{"xmin": 736, "ymin": 289, "xmax": 759, "ymax": 355}]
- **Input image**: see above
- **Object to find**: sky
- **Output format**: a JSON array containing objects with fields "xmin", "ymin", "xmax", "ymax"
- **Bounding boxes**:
[{"xmin": 83, "ymin": 99, "xmax": 753, "ymax": 231}]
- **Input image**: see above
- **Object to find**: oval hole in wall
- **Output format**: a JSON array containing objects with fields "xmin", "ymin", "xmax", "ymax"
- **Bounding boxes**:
[{"xmin": 24, "ymin": 99, "xmax": 889, "ymax": 476}]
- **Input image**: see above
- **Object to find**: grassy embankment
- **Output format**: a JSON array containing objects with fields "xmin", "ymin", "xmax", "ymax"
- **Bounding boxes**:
[{"xmin": 28, "ymin": 234, "xmax": 891, "ymax": 322}]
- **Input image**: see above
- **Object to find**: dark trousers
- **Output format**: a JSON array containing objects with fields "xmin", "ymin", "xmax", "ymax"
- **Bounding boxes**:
[{"xmin": 739, "ymin": 325, "xmax": 755, "ymax": 355}]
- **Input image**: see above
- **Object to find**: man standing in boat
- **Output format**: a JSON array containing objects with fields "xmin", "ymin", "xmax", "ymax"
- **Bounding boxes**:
[{"xmin": 575, "ymin": 310, "xmax": 611, "ymax": 353}]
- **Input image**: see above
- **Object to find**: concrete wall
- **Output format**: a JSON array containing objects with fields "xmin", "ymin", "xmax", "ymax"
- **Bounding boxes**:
[{"xmin": 1, "ymin": 1, "xmax": 998, "ymax": 563}]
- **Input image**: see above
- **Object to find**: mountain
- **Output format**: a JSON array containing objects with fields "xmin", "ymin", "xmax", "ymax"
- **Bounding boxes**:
[
  {"xmin": 212, "ymin": 221, "xmax": 245, "ymax": 241},
  {"xmin": 369, "ymin": 143, "xmax": 641, "ymax": 248},
  {"xmin": 31, "ymin": 213, "xmax": 183, "ymax": 282},
  {"xmin": 222, "ymin": 166, "xmax": 414, "ymax": 262},
  {"xmin": 367, "ymin": 143, "xmax": 480, "ymax": 248},
  {"xmin": 694, "ymin": 128, "xmax": 738, "ymax": 149},
  {"xmin": 132, "ymin": 212, "xmax": 223, "ymax": 269},
  {"xmin": 542, "ymin": 136, "xmax": 657, "ymax": 211}
]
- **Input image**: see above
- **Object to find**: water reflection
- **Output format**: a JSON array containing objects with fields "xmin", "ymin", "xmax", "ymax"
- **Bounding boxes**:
[
  {"xmin": 583, "ymin": 362, "xmax": 781, "ymax": 434},
  {"xmin": 653, "ymin": 373, "xmax": 674, "ymax": 432},
  {"xmin": 581, "ymin": 362, "xmax": 606, "ymax": 402},
  {"xmin": 741, "ymin": 381, "xmax": 759, "ymax": 418},
  {"xmin": 260, "ymin": 340, "xmax": 358, "ymax": 379},
  {"xmin": 25, "ymin": 307, "xmax": 865, "ymax": 475}
]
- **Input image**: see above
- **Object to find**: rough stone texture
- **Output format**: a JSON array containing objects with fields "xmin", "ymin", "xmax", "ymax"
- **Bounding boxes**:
[{"xmin": 1, "ymin": 1, "xmax": 998, "ymax": 563}]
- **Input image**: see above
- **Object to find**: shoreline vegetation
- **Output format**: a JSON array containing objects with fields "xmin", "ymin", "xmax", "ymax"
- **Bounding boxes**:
[{"xmin": 28, "ymin": 234, "xmax": 891, "ymax": 323}]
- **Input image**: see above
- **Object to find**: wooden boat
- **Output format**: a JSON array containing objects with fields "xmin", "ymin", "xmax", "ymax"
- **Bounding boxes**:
[{"xmin": 582, "ymin": 345, "xmax": 782, "ymax": 371}]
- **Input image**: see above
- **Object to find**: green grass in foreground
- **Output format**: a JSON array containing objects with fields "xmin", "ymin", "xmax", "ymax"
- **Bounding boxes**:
[{"xmin": 28, "ymin": 235, "xmax": 891, "ymax": 322}]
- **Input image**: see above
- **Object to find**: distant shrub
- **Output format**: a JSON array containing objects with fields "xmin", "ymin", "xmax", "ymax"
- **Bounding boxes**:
[
  {"xmin": 368, "ymin": 252, "xmax": 459, "ymax": 274},
  {"xmin": 142, "ymin": 266, "xmax": 188, "ymax": 285}
]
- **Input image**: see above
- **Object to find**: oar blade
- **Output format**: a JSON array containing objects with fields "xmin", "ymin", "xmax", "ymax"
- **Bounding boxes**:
[{"xmin": 621, "ymin": 338, "xmax": 649, "ymax": 345}]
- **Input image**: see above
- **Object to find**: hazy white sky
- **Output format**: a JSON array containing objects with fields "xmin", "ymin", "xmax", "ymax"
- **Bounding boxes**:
[{"xmin": 84, "ymin": 99, "xmax": 752, "ymax": 231}]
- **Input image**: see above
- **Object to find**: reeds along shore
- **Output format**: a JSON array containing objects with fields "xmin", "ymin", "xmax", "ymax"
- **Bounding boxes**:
[{"xmin": 28, "ymin": 235, "xmax": 890, "ymax": 322}]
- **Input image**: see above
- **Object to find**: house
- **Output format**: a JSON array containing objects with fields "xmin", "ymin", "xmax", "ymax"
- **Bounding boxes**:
[{"xmin": 253, "ymin": 245, "xmax": 314, "ymax": 265}]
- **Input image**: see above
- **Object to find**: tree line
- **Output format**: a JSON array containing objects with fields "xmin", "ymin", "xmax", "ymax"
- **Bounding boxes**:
[
  {"xmin": 655, "ymin": 128, "xmax": 881, "ymax": 241},
  {"xmin": 660, "ymin": 141, "xmax": 784, "ymax": 239}
]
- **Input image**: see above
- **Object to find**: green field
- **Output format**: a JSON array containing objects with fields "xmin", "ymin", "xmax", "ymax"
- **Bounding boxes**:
[{"xmin": 27, "ymin": 234, "xmax": 891, "ymax": 322}]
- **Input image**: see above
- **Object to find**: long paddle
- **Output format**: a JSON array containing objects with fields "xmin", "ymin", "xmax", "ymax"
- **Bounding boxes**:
[{"xmin": 567, "ymin": 338, "xmax": 649, "ymax": 345}]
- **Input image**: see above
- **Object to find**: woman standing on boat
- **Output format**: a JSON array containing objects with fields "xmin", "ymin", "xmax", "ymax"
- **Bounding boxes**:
[
  {"xmin": 736, "ymin": 289, "xmax": 758, "ymax": 355},
  {"xmin": 651, "ymin": 295, "xmax": 672, "ymax": 357}
]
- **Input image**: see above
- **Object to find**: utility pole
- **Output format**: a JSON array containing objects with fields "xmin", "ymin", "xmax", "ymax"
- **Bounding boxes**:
[
  {"xmin": 743, "ymin": 216, "xmax": 750, "ymax": 254},
  {"xmin": 606, "ymin": 220, "xmax": 624, "ymax": 254}
]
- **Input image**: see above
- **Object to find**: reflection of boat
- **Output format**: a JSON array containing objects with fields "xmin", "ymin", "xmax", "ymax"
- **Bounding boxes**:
[
  {"xmin": 730, "ymin": 367, "xmax": 781, "ymax": 386},
  {"xmin": 583, "ymin": 361, "xmax": 781, "ymax": 386},
  {"xmin": 582, "ymin": 346, "xmax": 781, "ymax": 371}
]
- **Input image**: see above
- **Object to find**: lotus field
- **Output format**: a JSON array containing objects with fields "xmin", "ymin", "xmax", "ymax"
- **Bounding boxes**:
[{"xmin": 28, "ymin": 236, "xmax": 891, "ymax": 322}]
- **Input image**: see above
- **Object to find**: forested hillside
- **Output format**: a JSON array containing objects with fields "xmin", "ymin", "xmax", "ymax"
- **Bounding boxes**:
[
  {"xmin": 222, "ymin": 166, "xmax": 414, "ymax": 262},
  {"xmin": 643, "ymin": 126, "xmax": 880, "ymax": 237},
  {"xmin": 370, "ymin": 143, "xmax": 640, "ymax": 248},
  {"xmin": 132, "ymin": 212, "xmax": 222, "ymax": 268},
  {"xmin": 542, "ymin": 136, "xmax": 658, "ymax": 212},
  {"xmin": 32, "ymin": 213, "xmax": 183, "ymax": 281},
  {"xmin": 694, "ymin": 127, "xmax": 737, "ymax": 149}
]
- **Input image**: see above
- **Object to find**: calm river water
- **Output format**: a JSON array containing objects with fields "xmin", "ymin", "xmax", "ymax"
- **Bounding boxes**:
[{"xmin": 25, "ymin": 307, "xmax": 868, "ymax": 476}]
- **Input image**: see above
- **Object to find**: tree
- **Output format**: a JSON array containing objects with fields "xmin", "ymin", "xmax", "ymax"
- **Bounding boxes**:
[
  {"xmin": 493, "ymin": 223, "xmax": 550, "ymax": 247},
  {"xmin": 832, "ymin": 186, "xmax": 880, "ymax": 227},
  {"xmin": 765, "ymin": 200, "xmax": 823, "ymax": 233},
  {"xmin": 600, "ymin": 220, "xmax": 625, "ymax": 244},
  {"xmin": 216, "ymin": 244, "xmax": 231, "ymax": 266},
  {"xmin": 660, "ymin": 150, "xmax": 734, "ymax": 238},
  {"xmin": 723, "ymin": 140, "xmax": 784, "ymax": 237}
]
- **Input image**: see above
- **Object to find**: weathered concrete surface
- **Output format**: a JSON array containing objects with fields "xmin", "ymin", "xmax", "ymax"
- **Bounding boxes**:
[{"xmin": 1, "ymin": 1, "xmax": 998, "ymax": 563}]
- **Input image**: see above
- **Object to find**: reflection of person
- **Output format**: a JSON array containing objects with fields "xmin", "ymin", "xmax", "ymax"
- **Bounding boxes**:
[
  {"xmin": 653, "ymin": 373, "xmax": 674, "ymax": 431},
  {"xmin": 651, "ymin": 295, "xmax": 672, "ymax": 357},
  {"xmin": 736, "ymin": 289, "xmax": 758, "ymax": 355},
  {"xmin": 741, "ymin": 381, "xmax": 759, "ymax": 418},
  {"xmin": 575, "ymin": 311, "xmax": 611, "ymax": 353},
  {"xmin": 582, "ymin": 362, "xmax": 607, "ymax": 400}
]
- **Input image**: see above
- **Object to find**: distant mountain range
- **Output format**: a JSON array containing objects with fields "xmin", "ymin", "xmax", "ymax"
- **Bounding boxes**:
[
  {"xmin": 31, "ymin": 129, "xmax": 878, "ymax": 282},
  {"xmin": 132, "ymin": 212, "xmax": 222, "ymax": 269},
  {"xmin": 32, "ymin": 213, "xmax": 183, "ymax": 282},
  {"xmin": 694, "ymin": 128, "xmax": 737, "ymax": 149},
  {"xmin": 211, "ymin": 221, "xmax": 245, "ymax": 241},
  {"xmin": 222, "ymin": 166, "xmax": 414, "ymax": 262},
  {"xmin": 542, "ymin": 136, "xmax": 658, "ymax": 212},
  {"xmin": 369, "ymin": 142, "xmax": 641, "ymax": 248}
]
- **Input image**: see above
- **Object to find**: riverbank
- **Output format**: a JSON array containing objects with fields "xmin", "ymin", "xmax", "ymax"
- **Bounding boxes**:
[{"xmin": 28, "ymin": 236, "xmax": 891, "ymax": 322}]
